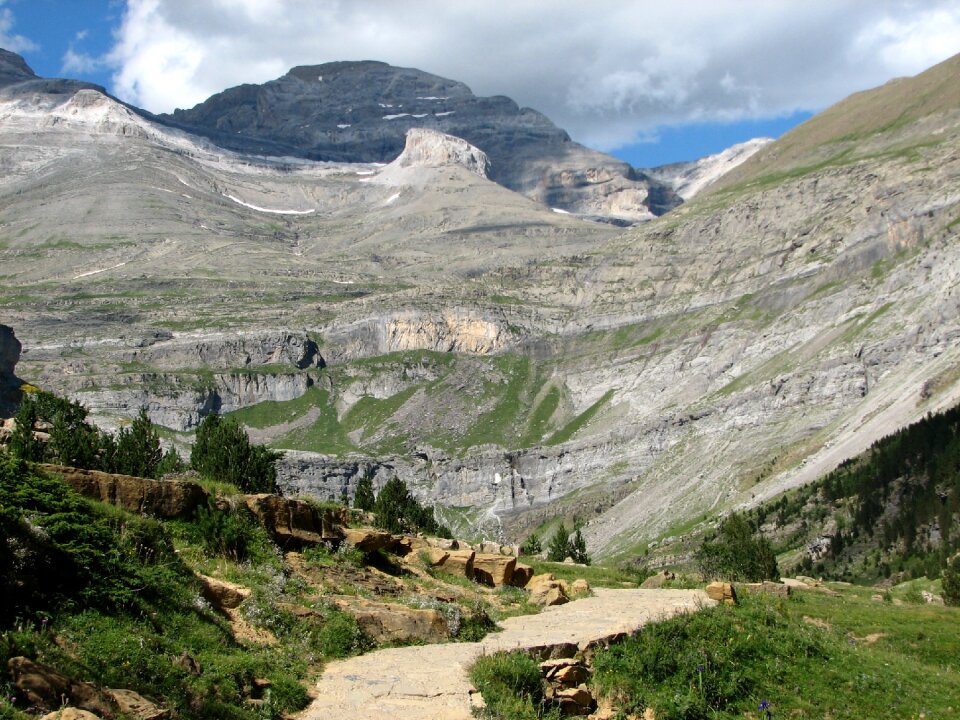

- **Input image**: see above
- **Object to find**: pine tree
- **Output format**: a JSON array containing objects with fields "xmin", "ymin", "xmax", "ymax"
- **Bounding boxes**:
[
  {"xmin": 191, "ymin": 413, "xmax": 281, "ymax": 493},
  {"xmin": 113, "ymin": 410, "xmax": 163, "ymax": 478},
  {"xmin": 547, "ymin": 524, "xmax": 572, "ymax": 562},
  {"xmin": 354, "ymin": 474, "xmax": 375, "ymax": 511},
  {"xmin": 571, "ymin": 526, "xmax": 591, "ymax": 565}
]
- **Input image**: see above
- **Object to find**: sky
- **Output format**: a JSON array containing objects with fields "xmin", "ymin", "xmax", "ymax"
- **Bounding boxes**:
[{"xmin": 2, "ymin": 0, "xmax": 959, "ymax": 167}]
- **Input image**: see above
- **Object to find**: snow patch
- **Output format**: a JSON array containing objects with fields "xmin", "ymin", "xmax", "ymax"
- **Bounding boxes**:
[
  {"xmin": 416, "ymin": 96, "xmax": 449, "ymax": 100},
  {"xmin": 551, "ymin": 207, "xmax": 571, "ymax": 214},
  {"xmin": 224, "ymin": 194, "xmax": 315, "ymax": 215},
  {"xmin": 434, "ymin": 111, "xmax": 455, "ymax": 117},
  {"xmin": 73, "ymin": 261, "xmax": 128, "ymax": 280},
  {"xmin": 412, "ymin": 114, "xmax": 428, "ymax": 118},
  {"xmin": 337, "ymin": 123, "xmax": 351, "ymax": 128},
  {"xmin": 383, "ymin": 113, "xmax": 410, "ymax": 120},
  {"xmin": 385, "ymin": 192, "xmax": 400, "ymax": 204}
]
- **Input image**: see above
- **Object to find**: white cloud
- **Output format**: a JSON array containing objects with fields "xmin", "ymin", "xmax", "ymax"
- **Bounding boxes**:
[
  {"xmin": 102, "ymin": 0, "xmax": 960, "ymax": 151},
  {"xmin": 0, "ymin": 1, "xmax": 37, "ymax": 53}
]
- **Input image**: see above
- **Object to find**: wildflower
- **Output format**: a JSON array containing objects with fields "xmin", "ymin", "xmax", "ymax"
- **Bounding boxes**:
[{"xmin": 759, "ymin": 699, "xmax": 773, "ymax": 718}]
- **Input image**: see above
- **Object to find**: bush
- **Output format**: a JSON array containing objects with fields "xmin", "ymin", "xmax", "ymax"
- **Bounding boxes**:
[
  {"xmin": 546, "ymin": 523, "xmax": 591, "ymax": 564},
  {"xmin": 470, "ymin": 651, "xmax": 558, "ymax": 720},
  {"xmin": 112, "ymin": 409, "xmax": 163, "ymax": 478},
  {"xmin": 696, "ymin": 513, "xmax": 779, "ymax": 582},
  {"xmin": 943, "ymin": 554, "xmax": 960, "ymax": 606},
  {"xmin": 520, "ymin": 531, "xmax": 542, "ymax": 555},
  {"xmin": 191, "ymin": 500, "xmax": 269, "ymax": 563},
  {"xmin": 191, "ymin": 413, "xmax": 282, "ymax": 493}
]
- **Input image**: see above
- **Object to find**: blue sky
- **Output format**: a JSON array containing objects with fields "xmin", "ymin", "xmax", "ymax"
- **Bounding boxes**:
[{"xmin": 3, "ymin": 1, "xmax": 958, "ymax": 167}]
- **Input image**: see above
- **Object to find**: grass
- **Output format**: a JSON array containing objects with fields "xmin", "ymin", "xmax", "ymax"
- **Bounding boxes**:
[
  {"xmin": 590, "ymin": 589, "xmax": 960, "ymax": 720},
  {"xmin": 519, "ymin": 385, "xmax": 561, "ymax": 447},
  {"xmin": 272, "ymin": 387, "xmax": 358, "ymax": 455},
  {"xmin": 227, "ymin": 384, "xmax": 325, "ymax": 429},
  {"xmin": 521, "ymin": 558, "xmax": 650, "ymax": 588},
  {"xmin": 470, "ymin": 651, "xmax": 561, "ymax": 720},
  {"xmin": 545, "ymin": 389, "xmax": 614, "ymax": 446}
]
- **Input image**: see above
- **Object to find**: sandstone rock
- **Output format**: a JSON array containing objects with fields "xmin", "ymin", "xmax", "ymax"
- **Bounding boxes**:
[
  {"xmin": 434, "ymin": 549, "xmax": 475, "ymax": 579},
  {"xmin": 528, "ymin": 574, "xmax": 570, "ymax": 607},
  {"xmin": 921, "ymin": 590, "xmax": 944, "ymax": 605},
  {"xmin": 743, "ymin": 581, "xmax": 791, "ymax": 598},
  {"xmin": 640, "ymin": 570, "xmax": 675, "ymax": 589},
  {"xmin": 553, "ymin": 664, "xmax": 589, "ymax": 688},
  {"xmin": 509, "ymin": 562, "xmax": 534, "ymax": 588},
  {"xmin": 9, "ymin": 657, "xmax": 116, "ymax": 717},
  {"xmin": 570, "ymin": 579, "xmax": 591, "ymax": 595},
  {"xmin": 705, "ymin": 582, "xmax": 736, "ymax": 605},
  {"xmin": 477, "ymin": 541, "xmax": 502, "ymax": 555},
  {"xmin": 426, "ymin": 536, "xmax": 459, "ymax": 550},
  {"xmin": 781, "ymin": 578, "xmax": 811, "ymax": 590},
  {"xmin": 104, "ymin": 689, "xmax": 168, "ymax": 720},
  {"xmin": 40, "ymin": 710, "xmax": 102, "ymax": 720},
  {"xmin": 795, "ymin": 575, "xmax": 822, "ymax": 586},
  {"xmin": 243, "ymin": 494, "xmax": 342, "ymax": 547},
  {"xmin": 48, "ymin": 465, "xmax": 208, "ymax": 519},
  {"xmin": 417, "ymin": 546, "xmax": 450, "ymax": 566},
  {"xmin": 472, "ymin": 554, "xmax": 516, "ymax": 587},
  {"xmin": 348, "ymin": 600, "xmax": 449, "ymax": 644},
  {"xmin": 554, "ymin": 684, "xmax": 594, "ymax": 715},
  {"xmin": 198, "ymin": 574, "xmax": 251, "ymax": 610},
  {"xmin": 390, "ymin": 534, "xmax": 430, "ymax": 555},
  {"xmin": 341, "ymin": 527, "xmax": 394, "ymax": 553}
]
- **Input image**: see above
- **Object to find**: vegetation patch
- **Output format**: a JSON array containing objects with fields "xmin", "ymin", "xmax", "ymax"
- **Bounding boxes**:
[{"xmin": 546, "ymin": 389, "xmax": 614, "ymax": 446}]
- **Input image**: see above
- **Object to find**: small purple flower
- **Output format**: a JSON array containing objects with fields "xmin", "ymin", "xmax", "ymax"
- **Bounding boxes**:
[
  {"xmin": 696, "ymin": 665, "xmax": 704, "ymax": 673},
  {"xmin": 759, "ymin": 699, "xmax": 773, "ymax": 718}
]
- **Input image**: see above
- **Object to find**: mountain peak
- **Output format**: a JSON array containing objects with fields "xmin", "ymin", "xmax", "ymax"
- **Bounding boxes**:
[{"xmin": 0, "ymin": 48, "xmax": 37, "ymax": 88}]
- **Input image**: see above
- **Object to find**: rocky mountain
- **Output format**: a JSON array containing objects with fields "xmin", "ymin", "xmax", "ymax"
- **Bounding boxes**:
[
  {"xmin": 161, "ymin": 60, "xmax": 680, "ymax": 223},
  {"xmin": 3, "ymin": 49, "xmax": 960, "ymax": 559},
  {"xmin": 646, "ymin": 137, "xmax": 772, "ymax": 200}
]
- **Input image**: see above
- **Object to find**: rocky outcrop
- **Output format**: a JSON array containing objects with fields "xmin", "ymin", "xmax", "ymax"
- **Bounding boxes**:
[
  {"xmin": 243, "ymin": 494, "xmax": 345, "ymax": 548},
  {"xmin": 0, "ymin": 324, "xmax": 23, "ymax": 414},
  {"xmin": 48, "ymin": 465, "xmax": 209, "ymax": 519},
  {"xmin": 472, "ymin": 554, "xmax": 516, "ymax": 587},
  {"xmin": 378, "ymin": 128, "xmax": 489, "ymax": 179},
  {"xmin": 161, "ymin": 60, "xmax": 679, "ymax": 221},
  {"xmin": 198, "ymin": 574, "xmax": 252, "ymax": 610},
  {"xmin": 9, "ymin": 657, "xmax": 118, "ymax": 718},
  {"xmin": 345, "ymin": 599, "xmax": 450, "ymax": 644}
]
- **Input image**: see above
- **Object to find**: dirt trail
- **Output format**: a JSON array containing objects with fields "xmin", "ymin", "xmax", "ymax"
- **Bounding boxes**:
[{"xmin": 298, "ymin": 588, "xmax": 713, "ymax": 720}]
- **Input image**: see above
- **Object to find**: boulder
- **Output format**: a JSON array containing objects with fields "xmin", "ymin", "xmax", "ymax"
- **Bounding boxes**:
[
  {"xmin": 570, "ymin": 579, "xmax": 591, "ymax": 596},
  {"xmin": 390, "ymin": 534, "xmax": 430, "ymax": 555},
  {"xmin": 433, "ymin": 549, "xmax": 475, "ymax": 579},
  {"xmin": 472, "ymin": 554, "xmax": 516, "ymax": 587},
  {"xmin": 477, "ymin": 541, "xmax": 502, "ymax": 555},
  {"xmin": 9, "ymin": 657, "xmax": 117, "ymax": 717},
  {"xmin": 198, "ymin": 574, "xmax": 251, "ymax": 610},
  {"xmin": 341, "ymin": 527, "xmax": 394, "ymax": 553},
  {"xmin": 527, "ymin": 574, "xmax": 569, "ymax": 607},
  {"xmin": 509, "ymin": 562, "xmax": 534, "ymax": 588},
  {"xmin": 921, "ymin": 590, "xmax": 944, "ymax": 605},
  {"xmin": 418, "ymin": 546, "xmax": 451, "ymax": 566},
  {"xmin": 48, "ymin": 465, "xmax": 208, "ymax": 519},
  {"xmin": 705, "ymin": 581, "xmax": 737, "ymax": 605},
  {"xmin": 348, "ymin": 601, "xmax": 449, "ymax": 644},
  {"xmin": 540, "ymin": 659, "xmax": 589, "ymax": 688},
  {"xmin": 640, "ymin": 570, "xmax": 675, "ymax": 589},
  {"xmin": 243, "ymin": 494, "xmax": 342, "ymax": 547},
  {"xmin": 41, "ymin": 710, "xmax": 103, "ymax": 720},
  {"xmin": 553, "ymin": 684, "xmax": 595, "ymax": 716},
  {"xmin": 781, "ymin": 578, "xmax": 811, "ymax": 590},
  {"xmin": 425, "ymin": 536, "xmax": 459, "ymax": 550},
  {"xmin": 104, "ymin": 689, "xmax": 168, "ymax": 720}
]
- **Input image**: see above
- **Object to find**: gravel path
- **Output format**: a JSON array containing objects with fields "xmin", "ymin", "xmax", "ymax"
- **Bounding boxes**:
[{"xmin": 298, "ymin": 588, "xmax": 714, "ymax": 720}]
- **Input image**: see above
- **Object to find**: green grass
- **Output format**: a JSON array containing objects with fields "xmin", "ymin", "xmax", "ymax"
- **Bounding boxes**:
[
  {"xmin": 457, "ymin": 355, "xmax": 537, "ymax": 450},
  {"xmin": 342, "ymin": 386, "xmax": 418, "ymax": 440},
  {"xmin": 519, "ymin": 386, "xmax": 561, "ymax": 447},
  {"xmin": 521, "ymin": 558, "xmax": 651, "ymax": 588},
  {"xmin": 545, "ymin": 389, "xmax": 614, "ymax": 446},
  {"xmin": 272, "ymin": 387, "xmax": 358, "ymax": 455},
  {"xmin": 470, "ymin": 651, "xmax": 561, "ymax": 720},
  {"xmin": 591, "ymin": 590, "xmax": 960, "ymax": 720},
  {"xmin": 227, "ymin": 384, "xmax": 325, "ymax": 429}
]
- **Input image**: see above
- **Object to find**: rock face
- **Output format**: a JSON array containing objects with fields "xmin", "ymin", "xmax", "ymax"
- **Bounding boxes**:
[
  {"xmin": 9, "ymin": 657, "xmax": 117, "ymax": 718},
  {"xmin": 347, "ymin": 599, "xmax": 450, "ymax": 644},
  {"xmin": 380, "ymin": 128, "xmax": 489, "ymax": 179},
  {"xmin": 0, "ymin": 324, "xmax": 23, "ymax": 414},
  {"xmin": 243, "ymin": 494, "xmax": 345, "ymax": 547},
  {"xmin": 647, "ymin": 137, "xmax": 773, "ymax": 199},
  {"xmin": 0, "ymin": 49, "xmax": 37, "ymax": 88},
  {"xmin": 49, "ymin": 465, "xmax": 209, "ymax": 519},
  {"xmin": 162, "ymin": 60, "xmax": 679, "ymax": 222}
]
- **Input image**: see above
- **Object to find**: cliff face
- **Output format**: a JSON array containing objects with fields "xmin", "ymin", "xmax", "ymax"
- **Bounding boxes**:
[{"xmin": 0, "ymin": 324, "xmax": 23, "ymax": 415}]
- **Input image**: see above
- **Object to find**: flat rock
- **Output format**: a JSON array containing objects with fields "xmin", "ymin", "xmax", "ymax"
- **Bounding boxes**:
[{"xmin": 341, "ymin": 527, "xmax": 394, "ymax": 553}]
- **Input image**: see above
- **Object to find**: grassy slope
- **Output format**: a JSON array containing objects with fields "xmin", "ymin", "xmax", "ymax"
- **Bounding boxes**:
[
  {"xmin": 472, "ymin": 588, "xmax": 960, "ymax": 720},
  {"xmin": 708, "ymin": 52, "xmax": 960, "ymax": 194}
]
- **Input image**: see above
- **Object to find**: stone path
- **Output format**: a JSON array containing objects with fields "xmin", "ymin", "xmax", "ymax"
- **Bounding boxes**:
[{"xmin": 298, "ymin": 588, "xmax": 714, "ymax": 720}]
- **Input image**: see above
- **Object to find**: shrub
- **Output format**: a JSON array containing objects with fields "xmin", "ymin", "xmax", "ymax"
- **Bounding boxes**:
[
  {"xmin": 695, "ymin": 513, "xmax": 779, "ymax": 582},
  {"xmin": 547, "ymin": 524, "xmax": 571, "ymax": 561},
  {"xmin": 191, "ymin": 501, "xmax": 267, "ymax": 562},
  {"xmin": 191, "ymin": 413, "xmax": 282, "ymax": 493},
  {"xmin": 943, "ymin": 554, "xmax": 960, "ymax": 606},
  {"xmin": 469, "ymin": 651, "xmax": 558, "ymax": 720}
]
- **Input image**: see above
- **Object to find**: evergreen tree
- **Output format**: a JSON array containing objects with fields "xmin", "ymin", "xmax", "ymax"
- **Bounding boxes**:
[
  {"xmin": 571, "ymin": 526, "xmax": 591, "ymax": 565},
  {"xmin": 520, "ymin": 531, "xmax": 542, "ymax": 556},
  {"xmin": 113, "ymin": 410, "xmax": 163, "ymax": 478},
  {"xmin": 354, "ymin": 474, "xmax": 375, "ymax": 511},
  {"xmin": 371, "ymin": 476, "xmax": 450, "ymax": 536},
  {"xmin": 156, "ymin": 447, "xmax": 186, "ymax": 477},
  {"xmin": 696, "ymin": 513, "xmax": 779, "ymax": 582},
  {"xmin": 9, "ymin": 395, "xmax": 43, "ymax": 462},
  {"xmin": 191, "ymin": 413, "xmax": 281, "ymax": 493},
  {"xmin": 943, "ymin": 554, "xmax": 960, "ymax": 606},
  {"xmin": 547, "ymin": 524, "xmax": 572, "ymax": 562}
]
